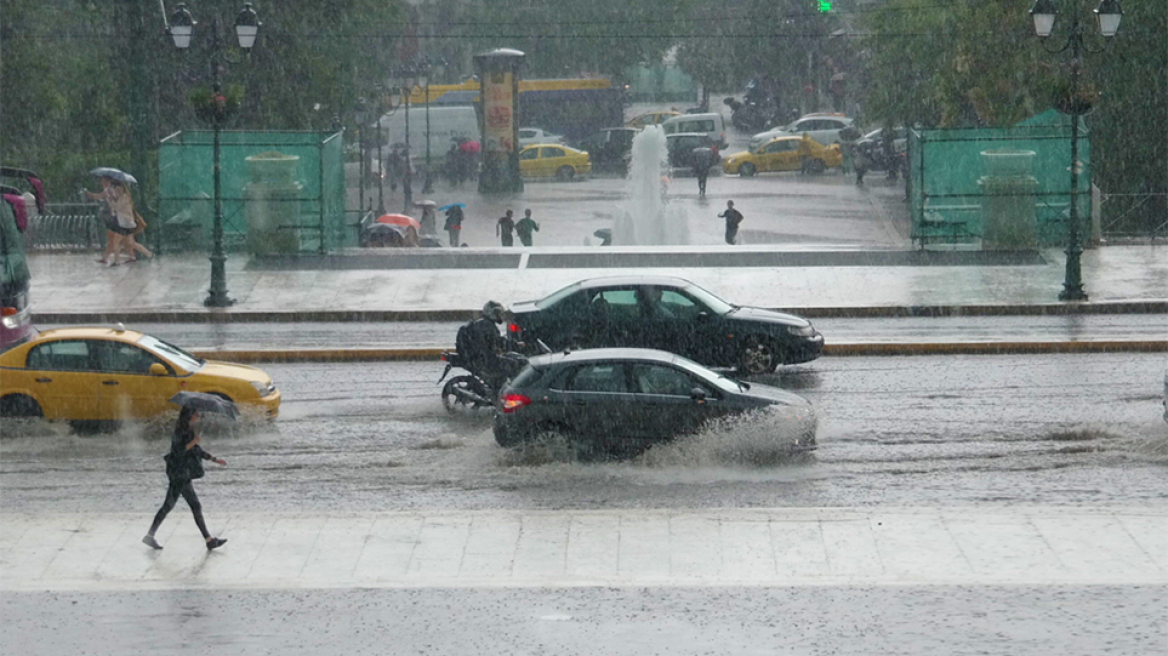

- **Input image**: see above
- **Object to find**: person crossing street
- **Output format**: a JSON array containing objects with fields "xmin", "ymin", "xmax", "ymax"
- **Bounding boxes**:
[{"xmin": 515, "ymin": 209, "xmax": 540, "ymax": 247}]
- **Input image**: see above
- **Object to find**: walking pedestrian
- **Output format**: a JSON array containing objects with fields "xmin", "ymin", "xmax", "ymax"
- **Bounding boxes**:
[
  {"xmin": 798, "ymin": 132, "xmax": 815, "ymax": 175},
  {"xmin": 85, "ymin": 176, "xmax": 153, "ymax": 265},
  {"xmin": 515, "ymin": 209, "xmax": 540, "ymax": 247},
  {"xmin": 718, "ymin": 200, "xmax": 744, "ymax": 245},
  {"xmin": 443, "ymin": 204, "xmax": 465, "ymax": 247},
  {"xmin": 854, "ymin": 149, "xmax": 868, "ymax": 186},
  {"xmin": 418, "ymin": 202, "xmax": 437, "ymax": 237},
  {"xmin": 692, "ymin": 146, "xmax": 714, "ymax": 198},
  {"xmin": 496, "ymin": 209, "xmax": 515, "ymax": 247},
  {"xmin": 142, "ymin": 407, "xmax": 227, "ymax": 551}
]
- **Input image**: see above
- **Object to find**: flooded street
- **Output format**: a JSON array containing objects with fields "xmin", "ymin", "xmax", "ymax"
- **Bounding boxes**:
[{"xmin": 4, "ymin": 352, "xmax": 1165, "ymax": 514}]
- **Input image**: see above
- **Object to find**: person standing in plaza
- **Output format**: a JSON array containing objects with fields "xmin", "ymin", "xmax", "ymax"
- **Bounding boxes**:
[
  {"xmin": 142, "ymin": 407, "xmax": 227, "ymax": 551},
  {"xmin": 515, "ymin": 209, "xmax": 540, "ymax": 247},
  {"xmin": 692, "ymin": 146, "xmax": 714, "ymax": 199},
  {"xmin": 496, "ymin": 209, "xmax": 515, "ymax": 247},
  {"xmin": 718, "ymin": 200, "xmax": 744, "ymax": 245},
  {"xmin": 443, "ymin": 204, "xmax": 465, "ymax": 247}
]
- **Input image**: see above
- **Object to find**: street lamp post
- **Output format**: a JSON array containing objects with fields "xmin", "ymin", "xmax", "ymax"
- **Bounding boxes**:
[
  {"xmin": 421, "ymin": 66, "xmax": 434, "ymax": 194},
  {"xmin": 374, "ymin": 88, "xmax": 386, "ymax": 214},
  {"xmin": 169, "ymin": 2, "xmax": 260, "ymax": 309},
  {"xmin": 401, "ymin": 75, "xmax": 415, "ymax": 212},
  {"xmin": 1029, "ymin": 0, "xmax": 1123, "ymax": 302},
  {"xmin": 355, "ymin": 98, "xmax": 368, "ymax": 213}
]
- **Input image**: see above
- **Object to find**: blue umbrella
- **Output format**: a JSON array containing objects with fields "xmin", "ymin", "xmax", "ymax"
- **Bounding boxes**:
[
  {"xmin": 438, "ymin": 202, "xmax": 466, "ymax": 211},
  {"xmin": 90, "ymin": 167, "xmax": 138, "ymax": 185}
]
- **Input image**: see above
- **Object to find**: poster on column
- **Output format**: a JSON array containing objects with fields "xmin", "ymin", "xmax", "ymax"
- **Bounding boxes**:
[{"xmin": 483, "ymin": 70, "xmax": 514, "ymax": 155}]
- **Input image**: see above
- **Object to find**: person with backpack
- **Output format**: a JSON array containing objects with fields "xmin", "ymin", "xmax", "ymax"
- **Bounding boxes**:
[
  {"xmin": 456, "ymin": 301, "xmax": 510, "ymax": 389},
  {"xmin": 142, "ymin": 407, "xmax": 227, "ymax": 551}
]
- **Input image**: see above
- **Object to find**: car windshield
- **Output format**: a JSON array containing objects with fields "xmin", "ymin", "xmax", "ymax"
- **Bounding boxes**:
[
  {"xmin": 682, "ymin": 282, "xmax": 734, "ymax": 314},
  {"xmin": 137, "ymin": 334, "xmax": 204, "ymax": 372}
]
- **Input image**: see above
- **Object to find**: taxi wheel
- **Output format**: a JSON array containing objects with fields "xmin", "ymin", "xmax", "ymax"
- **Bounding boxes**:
[
  {"xmin": 739, "ymin": 163, "xmax": 756, "ymax": 177},
  {"xmin": 556, "ymin": 166, "xmax": 575, "ymax": 181},
  {"xmin": 0, "ymin": 394, "xmax": 43, "ymax": 418}
]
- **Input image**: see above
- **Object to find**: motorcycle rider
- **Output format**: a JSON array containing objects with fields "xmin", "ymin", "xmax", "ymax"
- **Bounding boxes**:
[{"xmin": 457, "ymin": 301, "xmax": 511, "ymax": 390}]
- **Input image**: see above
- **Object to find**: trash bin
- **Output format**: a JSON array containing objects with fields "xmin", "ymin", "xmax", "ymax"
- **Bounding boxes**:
[
  {"xmin": 245, "ymin": 151, "xmax": 302, "ymax": 255},
  {"xmin": 978, "ymin": 149, "xmax": 1038, "ymax": 250}
]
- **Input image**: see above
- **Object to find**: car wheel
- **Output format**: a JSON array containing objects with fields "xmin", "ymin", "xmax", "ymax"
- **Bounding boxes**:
[
  {"xmin": 810, "ymin": 158, "xmax": 827, "ymax": 174},
  {"xmin": 442, "ymin": 375, "xmax": 492, "ymax": 416},
  {"xmin": 739, "ymin": 162, "xmax": 756, "ymax": 177},
  {"xmin": 738, "ymin": 336, "xmax": 780, "ymax": 375},
  {"xmin": 0, "ymin": 394, "xmax": 42, "ymax": 418},
  {"xmin": 556, "ymin": 166, "xmax": 575, "ymax": 181}
]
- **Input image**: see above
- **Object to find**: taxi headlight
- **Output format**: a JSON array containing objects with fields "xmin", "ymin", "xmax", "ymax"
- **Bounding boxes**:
[{"xmin": 251, "ymin": 380, "xmax": 276, "ymax": 396}]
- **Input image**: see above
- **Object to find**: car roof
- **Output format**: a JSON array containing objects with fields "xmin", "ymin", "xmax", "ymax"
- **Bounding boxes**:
[
  {"xmin": 30, "ymin": 327, "xmax": 144, "ymax": 341},
  {"xmin": 521, "ymin": 143, "xmax": 573, "ymax": 150},
  {"xmin": 527, "ymin": 347, "xmax": 699, "ymax": 369},
  {"xmin": 573, "ymin": 274, "xmax": 693, "ymax": 290},
  {"xmin": 667, "ymin": 132, "xmax": 711, "ymax": 139}
]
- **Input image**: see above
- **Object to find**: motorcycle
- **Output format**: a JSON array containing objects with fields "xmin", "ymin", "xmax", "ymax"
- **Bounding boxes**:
[{"xmin": 438, "ymin": 338, "xmax": 548, "ymax": 415}]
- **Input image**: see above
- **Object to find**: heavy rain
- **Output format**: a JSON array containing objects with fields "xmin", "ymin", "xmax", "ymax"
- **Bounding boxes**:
[{"xmin": 2, "ymin": 0, "xmax": 1166, "ymax": 654}]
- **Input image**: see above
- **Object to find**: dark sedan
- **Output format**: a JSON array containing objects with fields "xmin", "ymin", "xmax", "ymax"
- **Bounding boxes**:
[
  {"xmin": 508, "ymin": 276, "xmax": 824, "ymax": 374},
  {"xmin": 493, "ymin": 348, "xmax": 817, "ymax": 455},
  {"xmin": 572, "ymin": 127, "xmax": 638, "ymax": 173}
]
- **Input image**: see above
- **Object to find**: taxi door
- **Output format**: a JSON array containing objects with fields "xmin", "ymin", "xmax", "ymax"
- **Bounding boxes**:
[
  {"xmin": 92, "ymin": 340, "xmax": 183, "ymax": 419},
  {"xmin": 20, "ymin": 339, "xmax": 106, "ymax": 420}
]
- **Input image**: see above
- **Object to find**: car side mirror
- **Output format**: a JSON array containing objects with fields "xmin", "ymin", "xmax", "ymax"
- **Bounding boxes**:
[
  {"xmin": 149, "ymin": 363, "xmax": 168, "ymax": 376},
  {"xmin": 690, "ymin": 387, "xmax": 707, "ymax": 402}
]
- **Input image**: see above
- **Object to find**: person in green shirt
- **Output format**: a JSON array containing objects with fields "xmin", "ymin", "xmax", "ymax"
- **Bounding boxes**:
[{"xmin": 515, "ymin": 208, "xmax": 540, "ymax": 247}]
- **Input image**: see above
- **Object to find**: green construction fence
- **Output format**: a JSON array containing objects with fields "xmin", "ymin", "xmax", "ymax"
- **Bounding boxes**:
[
  {"xmin": 157, "ymin": 130, "xmax": 349, "ymax": 254},
  {"xmin": 908, "ymin": 110, "xmax": 1091, "ymax": 248}
]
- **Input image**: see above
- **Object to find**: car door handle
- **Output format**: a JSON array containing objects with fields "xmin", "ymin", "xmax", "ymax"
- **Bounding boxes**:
[
  {"xmin": 35, "ymin": 377, "xmax": 52, "ymax": 383},
  {"xmin": 102, "ymin": 380, "xmax": 120, "ymax": 386}
]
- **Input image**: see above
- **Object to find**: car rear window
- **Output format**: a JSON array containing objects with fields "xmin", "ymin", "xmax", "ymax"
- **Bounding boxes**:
[
  {"xmin": 509, "ymin": 365, "xmax": 543, "ymax": 389},
  {"xmin": 536, "ymin": 284, "xmax": 581, "ymax": 309}
]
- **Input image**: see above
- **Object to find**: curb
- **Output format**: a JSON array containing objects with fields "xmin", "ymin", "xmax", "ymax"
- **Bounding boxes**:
[
  {"xmin": 189, "ymin": 340, "xmax": 1168, "ymax": 363},
  {"xmin": 34, "ymin": 301, "xmax": 1168, "ymax": 324}
]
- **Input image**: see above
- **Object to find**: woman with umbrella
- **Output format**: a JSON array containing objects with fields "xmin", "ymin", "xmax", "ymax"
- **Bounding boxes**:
[
  {"xmin": 84, "ymin": 169, "xmax": 152, "ymax": 266},
  {"xmin": 142, "ymin": 393, "xmax": 233, "ymax": 551},
  {"xmin": 440, "ymin": 202, "xmax": 465, "ymax": 247}
]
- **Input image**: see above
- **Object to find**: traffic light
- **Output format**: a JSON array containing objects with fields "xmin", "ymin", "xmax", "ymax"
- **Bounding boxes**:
[{"xmin": 817, "ymin": 0, "xmax": 833, "ymax": 11}]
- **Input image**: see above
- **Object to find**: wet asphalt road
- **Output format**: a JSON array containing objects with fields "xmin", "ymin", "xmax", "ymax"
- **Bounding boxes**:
[
  {"xmin": 5, "ymin": 585, "xmax": 1163, "ymax": 656},
  {"xmin": 2, "ymin": 352, "xmax": 1165, "ymax": 514}
]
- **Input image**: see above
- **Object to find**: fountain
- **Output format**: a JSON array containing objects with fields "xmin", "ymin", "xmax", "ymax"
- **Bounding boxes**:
[{"xmin": 612, "ymin": 126, "xmax": 689, "ymax": 246}]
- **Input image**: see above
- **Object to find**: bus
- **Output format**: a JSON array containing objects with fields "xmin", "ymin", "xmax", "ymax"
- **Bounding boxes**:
[{"xmin": 0, "ymin": 167, "xmax": 39, "ymax": 351}]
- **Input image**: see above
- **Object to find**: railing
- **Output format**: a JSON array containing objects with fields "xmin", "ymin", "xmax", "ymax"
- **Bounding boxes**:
[
  {"xmin": 1100, "ymin": 192, "xmax": 1168, "ymax": 240},
  {"xmin": 25, "ymin": 203, "xmax": 104, "ymax": 251}
]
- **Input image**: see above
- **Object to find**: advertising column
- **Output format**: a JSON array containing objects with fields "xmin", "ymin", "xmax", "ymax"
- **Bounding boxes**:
[{"xmin": 474, "ymin": 48, "xmax": 525, "ymax": 194}]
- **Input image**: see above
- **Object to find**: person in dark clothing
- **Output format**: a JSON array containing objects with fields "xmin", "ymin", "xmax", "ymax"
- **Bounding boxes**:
[
  {"xmin": 443, "ymin": 204, "xmax": 465, "ymax": 247},
  {"xmin": 854, "ymin": 149, "xmax": 868, "ymax": 186},
  {"xmin": 515, "ymin": 209, "xmax": 540, "ymax": 246},
  {"xmin": 496, "ymin": 209, "xmax": 515, "ymax": 247},
  {"xmin": 718, "ymin": 200, "xmax": 744, "ymax": 245},
  {"xmin": 459, "ymin": 301, "xmax": 510, "ymax": 390},
  {"xmin": 143, "ymin": 407, "xmax": 227, "ymax": 551},
  {"xmin": 692, "ymin": 147, "xmax": 715, "ymax": 198}
]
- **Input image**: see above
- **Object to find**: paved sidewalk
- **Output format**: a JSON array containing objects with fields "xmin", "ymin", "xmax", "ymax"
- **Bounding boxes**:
[
  {"xmin": 27, "ymin": 243, "xmax": 1168, "ymax": 320},
  {"xmin": 3, "ymin": 507, "xmax": 1164, "ymax": 592}
]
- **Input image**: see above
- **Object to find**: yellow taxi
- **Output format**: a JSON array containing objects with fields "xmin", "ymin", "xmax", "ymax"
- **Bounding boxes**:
[
  {"xmin": 626, "ymin": 111, "xmax": 679, "ymax": 129},
  {"xmin": 518, "ymin": 144, "xmax": 592, "ymax": 181},
  {"xmin": 722, "ymin": 136, "xmax": 843, "ymax": 177},
  {"xmin": 0, "ymin": 327, "xmax": 280, "ymax": 422}
]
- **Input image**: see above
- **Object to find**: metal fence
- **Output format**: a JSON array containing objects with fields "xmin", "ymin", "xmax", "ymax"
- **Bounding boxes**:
[
  {"xmin": 25, "ymin": 203, "xmax": 104, "ymax": 251},
  {"xmin": 1100, "ymin": 192, "xmax": 1168, "ymax": 240}
]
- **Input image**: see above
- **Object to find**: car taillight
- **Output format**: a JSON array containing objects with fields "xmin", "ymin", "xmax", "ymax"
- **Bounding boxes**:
[
  {"xmin": 508, "ymin": 322, "xmax": 521, "ymax": 333},
  {"xmin": 1, "ymin": 307, "xmax": 16, "ymax": 317},
  {"xmin": 501, "ymin": 394, "xmax": 532, "ymax": 413}
]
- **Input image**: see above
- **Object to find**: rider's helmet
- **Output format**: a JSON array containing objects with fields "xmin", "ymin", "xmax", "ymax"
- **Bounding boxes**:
[{"xmin": 482, "ymin": 300, "xmax": 507, "ymax": 323}]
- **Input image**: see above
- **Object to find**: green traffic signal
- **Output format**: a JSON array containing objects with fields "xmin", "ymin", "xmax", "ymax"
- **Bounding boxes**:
[{"xmin": 818, "ymin": 0, "xmax": 832, "ymax": 11}]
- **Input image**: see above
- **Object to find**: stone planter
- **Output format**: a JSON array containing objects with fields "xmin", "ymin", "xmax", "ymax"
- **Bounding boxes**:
[
  {"xmin": 979, "ymin": 149, "xmax": 1038, "ymax": 251},
  {"xmin": 244, "ymin": 152, "xmax": 302, "ymax": 255}
]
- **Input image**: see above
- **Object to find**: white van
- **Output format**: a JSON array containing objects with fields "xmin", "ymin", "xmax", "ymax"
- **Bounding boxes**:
[
  {"xmin": 378, "ymin": 105, "xmax": 479, "ymax": 175},
  {"xmin": 661, "ymin": 113, "xmax": 726, "ymax": 148}
]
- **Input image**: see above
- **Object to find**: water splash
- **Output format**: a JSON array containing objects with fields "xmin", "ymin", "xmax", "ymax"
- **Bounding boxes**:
[{"xmin": 613, "ymin": 126, "xmax": 689, "ymax": 245}]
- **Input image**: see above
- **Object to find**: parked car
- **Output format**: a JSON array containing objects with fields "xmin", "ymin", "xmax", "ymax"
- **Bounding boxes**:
[
  {"xmin": 518, "ymin": 127, "xmax": 564, "ymax": 147},
  {"xmin": 723, "ymin": 136, "xmax": 842, "ymax": 176},
  {"xmin": 661, "ymin": 112, "xmax": 727, "ymax": 148},
  {"xmin": 493, "ymin": 347, "xmax": 817, "ymax": 455},
  {"xmin": 666, "ymin": 133, "xmax": 722, "ymax": 173},
  {"xmin": 749, "ymin": 113, "xmax": 855, "ymax": 152},
  {"xmin": 507, "ymin": 276, "xmax": 824, "ymax": 374},
  {"xmin": 626, "ymin": 111, "xmax": 679, "ymax": 129},
  {"xmin": 0, "ymin": 326, "xmax": 281, "ymax": 422},
  {"xmin": 518, "ymin": 144, "xmax": 592, "ymax": 181},
  {"xmin": 854, "ymin": 127, "xmax": 908, "ymax": 171},
  {"xmin": 572, "ymin": 128, "xmax": 638, "ymax": 172}
]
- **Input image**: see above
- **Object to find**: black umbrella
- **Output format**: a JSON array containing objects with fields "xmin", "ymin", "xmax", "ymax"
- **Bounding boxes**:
[{"xmin": 169, "ymin": 391, "xmax": 239, "ymax": 419}]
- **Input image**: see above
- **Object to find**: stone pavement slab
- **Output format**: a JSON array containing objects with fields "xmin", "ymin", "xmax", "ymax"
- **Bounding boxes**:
[{"xmin": 2, "ymin": 507, "xmax": 1163, "ymax": 592}]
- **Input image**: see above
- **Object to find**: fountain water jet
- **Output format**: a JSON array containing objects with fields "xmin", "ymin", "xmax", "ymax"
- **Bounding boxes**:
[{"xmin": 613, "ymin": 126, "xmax": 689, "ymax": 246}]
